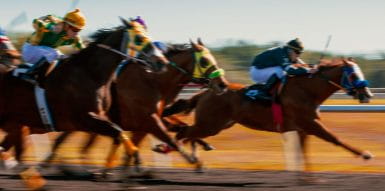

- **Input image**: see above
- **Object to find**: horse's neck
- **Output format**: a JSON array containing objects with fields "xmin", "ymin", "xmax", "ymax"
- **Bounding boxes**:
[
  {"xmin": 50, "ymin": 46, "xmax": 123, "ymax": 86},
  {"xmin": 157, "ymin": 52, "xmax": 193, "ymax": 103},
  {"xmin": 285, "ymin": 69, "xmax": 342, "ymax": 105}
]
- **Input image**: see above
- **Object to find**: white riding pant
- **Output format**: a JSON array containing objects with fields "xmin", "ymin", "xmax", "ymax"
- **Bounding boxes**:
[
  {"xmin": 22, "ymin": 43, "xmax": 63, "ymax": 64},
  {"xmin": 249, "ymin": 66, "xmax": 285, "ymax": 84}
]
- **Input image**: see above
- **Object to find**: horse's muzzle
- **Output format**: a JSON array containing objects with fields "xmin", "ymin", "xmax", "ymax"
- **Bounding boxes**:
[{"xmin": 358, "ymin": 87, "xmax": 373, "ymax": 103}]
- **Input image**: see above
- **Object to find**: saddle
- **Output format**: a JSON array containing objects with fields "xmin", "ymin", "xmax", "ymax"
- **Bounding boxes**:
[{"xmin": 244, "ymin": 84, "xmax": 276, "ymax": 101}]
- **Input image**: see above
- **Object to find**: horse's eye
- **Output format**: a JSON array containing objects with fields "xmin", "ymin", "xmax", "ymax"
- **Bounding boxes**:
[{"xmin": 199, "ymin": 57, "xmax": 209, "ymax": 68}]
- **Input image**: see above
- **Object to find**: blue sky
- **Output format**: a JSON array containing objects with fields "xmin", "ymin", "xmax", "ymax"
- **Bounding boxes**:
[{"xmin": 1, "ymin": 0, "xmax": 384, "ymax": 54}]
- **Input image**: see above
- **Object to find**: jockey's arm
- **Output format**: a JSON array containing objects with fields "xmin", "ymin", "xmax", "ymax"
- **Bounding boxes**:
[
  {"xmin": 283, "ymin": 58, "xmax": 318, "ymax": 76},
  {"xmin": 32, "ymin": 15, "xmax": 59, "ymax": 31},
  {"xmin": 56, "ymin": 37, "xmax": 85, "ymax": 57}
]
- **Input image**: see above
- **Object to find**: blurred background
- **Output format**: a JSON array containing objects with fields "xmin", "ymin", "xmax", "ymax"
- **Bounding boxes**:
[{"xmin": 1, "ymin": 0, "xmax": 385, "ymax": 85}]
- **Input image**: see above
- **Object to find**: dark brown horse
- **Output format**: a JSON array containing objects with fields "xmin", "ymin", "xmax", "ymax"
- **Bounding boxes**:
[
  {"xmin": 162, "ymin": 58, "xmax": 374, "ymax": 170},
  {"xmin": 44, "ymin": 40, "xmax": 228, "ymax": 174},
  {"xmin": 0, "ymin": 32, "xmax": 23, "ymax": 161},
  {"xmin": 0, "ymin": 18, "xmax": 169, "ymax": 176}
]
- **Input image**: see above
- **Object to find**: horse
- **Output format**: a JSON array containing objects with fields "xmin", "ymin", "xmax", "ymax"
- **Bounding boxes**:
[
  {"xmin": 0, "ymin": 18, "xmax": 169, "ymax": 184},
  {"xmin": 161, "ymin": 58, "xmax": 374, "ymax": 170},
  {"xmin": 43, "ymin": 39, "xmax": 229, "ymax": 175},
  {"xmin": 0, "ymin": 32, "xmax": 23, "ymax": 161}
]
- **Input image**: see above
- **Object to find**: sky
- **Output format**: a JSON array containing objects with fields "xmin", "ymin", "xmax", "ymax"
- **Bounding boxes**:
[{"xmin": 1, "ymin": 0, "xmax": 384, "ymax": 55}]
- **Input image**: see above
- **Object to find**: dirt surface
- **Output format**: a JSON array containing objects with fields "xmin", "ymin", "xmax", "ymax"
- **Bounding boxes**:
[
  {"xmin": 0, "ymin": 112, "xmax": 384, "ymax": 190},
  {"xmin": 0, "ymin": 167, "xmax": 384, "ymax": 191}
]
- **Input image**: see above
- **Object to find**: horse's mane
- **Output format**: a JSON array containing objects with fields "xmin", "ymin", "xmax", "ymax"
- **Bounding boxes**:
[
  {"xmin": 318, "ymin": 59, "xmax": 344, "ymax": 68},
  {"xmin": 88, "ymin": 26, "xmax": 125, "ymax": 46},
  {"xmin": 164, "ymin": 43, "xmax": 191, "ymax": 57},
  {"xmin": 67, "ymin": 27, "xmax": 124, "ymax": 59}
]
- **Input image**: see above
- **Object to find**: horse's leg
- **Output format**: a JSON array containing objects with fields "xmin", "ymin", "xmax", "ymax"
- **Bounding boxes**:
[
  {"xmin": 298, "ymin": 132, "xmax": 310, "ymax": 171},
  {"xmin": 79, "ymin": 132, "xmax": 98, "ymax": 164},
  {"xmin": 304, "ymin": 119, "xmax": 373, "ymax": 160},
  {"xmin": 131, "ymin": 131, "xmax": 147, "ymax": 173},
  {"xmin": 99, "ymin": 137, "xmax": 120, "ymax": 179},
  {"xmin": 149, "ymin": 113, "xmax": 197, "ymax": 164},
  {"xmin": 163, "ymin": 116, "xmax": 215, "ymax": 151},
  {"xmin": 84, "ymin": 113, "xmax": 139, "ymax": 179},
  {"xmin": 86, "ymin": 112, "xmax": 138, "ymax": 156},
  {"xmin": 0, "ymin": 133, "xmax": 19, "ymax": 169},
  {"xmin": 1, "ymin": 125, "xmax": 47, "ymax": 190},
  {"xmin": 195, "ymin": 139, "xmax": 215, "ymax": 151},
  {"xmin": 190, "ymin": 140, "xmax": 204, "ymax": 172},
  {"xmin": 40, "ymin": 131, "xmax": 72, "ymax": 168}
]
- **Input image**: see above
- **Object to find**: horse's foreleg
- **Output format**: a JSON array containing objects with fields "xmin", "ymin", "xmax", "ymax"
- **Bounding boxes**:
[
  {"xmin": 130, "ymin": 131, "xmax": 147, "ymax": 172},
  {"xmin": 86, "ymin": 112, "xmax": 138, "ymax": 155},
  {"xmin": 40, "ymin": 131, "xmax": 71, "ymax": 168},
  {"xmin": 191, "ymin": 140, "xmax": 204, "ymax": 172},
  {"xmin": 298, "ymin": 132, "xmax": 311, "ymax": 171},
  {"xmin": 150, "ymin": 113, "xmax": 197, "ymax": 164},
  {"xmin": 305, "ymin": 119, "xmax": 373, "ymax": 160},
  {"xmin": 80, "ymin": 132, "xmax": 98, "ymax": 163}
]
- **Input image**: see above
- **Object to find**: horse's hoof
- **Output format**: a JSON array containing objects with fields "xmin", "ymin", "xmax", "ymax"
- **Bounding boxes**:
[
  {"xmin": 93, "ymin": 172, "xmax": 113, "ymax": 181},
  {"xmin": 2, "ymin": 158, "xmax": 19, "ymax": 170},
  {"xmin": 128, "ymin": 169, "xmax": 155, "ymax": 179},
  {"xmin": 19, "ymin": 167, "xmax": 47, "ymax": 191},
  {"xmin": 194, "ymin": 162, "xmax": 205, "ymax": 173},
  {"xmin": 362, "ymin": 151, "xmax": 374, "ymax": 160},
  {"xmin": 202, "ymin": 144, "xmax": 216, "ymax": 151}
]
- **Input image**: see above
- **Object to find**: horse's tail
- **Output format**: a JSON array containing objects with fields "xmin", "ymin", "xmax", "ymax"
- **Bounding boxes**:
[{"xmin": 162, "ymin": 91, "xmax": 205, "ymax": 117}]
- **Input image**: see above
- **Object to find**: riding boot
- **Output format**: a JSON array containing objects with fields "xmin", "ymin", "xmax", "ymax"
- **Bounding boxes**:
[
  {"xmin": 246, "ymin": 74, "xmax": 279, "ymax": 101},
  {"xmin": 259, "ymin": 74, "xmax": 280, "ymax": 100},
  {"xmin": 19, "ymin": 57, "xmax": 48, "ymax": 84}
]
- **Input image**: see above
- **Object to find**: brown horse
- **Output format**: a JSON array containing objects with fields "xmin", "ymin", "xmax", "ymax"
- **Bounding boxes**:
[
  {"xmin": 0, "ymin": 32, "xmax": 23, "ymax": 159},
  {"xmin": 0, "ymin": 18, "xmax": 168, "ymax": 174},
  {"xmin": 162, "ymin": 58, "xmax": 374, "ymax": 170},
  {"xmin": 44, "ymin": 40, "xmax": 228, "ymax": 174}
]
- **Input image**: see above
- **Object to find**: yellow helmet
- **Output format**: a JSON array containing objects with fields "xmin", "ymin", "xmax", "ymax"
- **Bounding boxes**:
[{"xmin": 64, "ymin": 9, "xmax": 86, "ymax": 30}]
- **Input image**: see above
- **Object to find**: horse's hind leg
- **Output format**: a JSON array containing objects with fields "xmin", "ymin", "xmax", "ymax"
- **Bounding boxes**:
[{"xmin": 304, "ymin": 119, "xmax": 373, "ymax": 160}]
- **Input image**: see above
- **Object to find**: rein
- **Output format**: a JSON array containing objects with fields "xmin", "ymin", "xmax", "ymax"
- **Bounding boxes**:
[{"xmin": 96, "ymin": 44, "xmax": 146, "ymax": 63}]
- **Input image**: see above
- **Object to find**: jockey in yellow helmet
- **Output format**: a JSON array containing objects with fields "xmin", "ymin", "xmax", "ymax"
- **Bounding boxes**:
[{"xmin": 21, "ymin": 9, "xmax": 86, "ymax": 83}]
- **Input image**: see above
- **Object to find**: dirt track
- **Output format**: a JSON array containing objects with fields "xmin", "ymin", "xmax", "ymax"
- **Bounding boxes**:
[
  {"xmin": 1, "ymin": 167, "xmax": 385, "ymax": 191},
  {"xmin": 0, "ymin": 112, "xmax": 384, "ymax": 190}
]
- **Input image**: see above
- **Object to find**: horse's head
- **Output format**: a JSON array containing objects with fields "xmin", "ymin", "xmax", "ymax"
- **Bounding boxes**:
[
  {"xmin": 120, "ymin": 17, "xmax": 169, "ymax": 72},
  {"xmin": 340, "ymin": 58, "xmax": 373, "ymax": 103},
  {"xmin": 318, "ymin": 58, "xmax": 373, "ymax": 103},
  {"xmin": 189, "ymin": 39, "xmax": 228, "ymax": 95},
  {"xmin": 0, "ymin": 34, "xmax": 22, "ymax": 69}
]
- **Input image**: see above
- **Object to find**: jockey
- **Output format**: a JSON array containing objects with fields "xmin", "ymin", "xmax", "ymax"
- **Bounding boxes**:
[
  {"xmin": 20, "ymin": 9, "xmax": 86, "ymax": 82},
  {"xmin": 247, "ymin": 38, "xmax": 317, "ymax": 100},
  {"xmin": 126, "ymin": 16, "xmax": 169, "ymax": 72},
  {"xmin": 0, "ymin": 28, "xmax": 22, "ymax": 67}
]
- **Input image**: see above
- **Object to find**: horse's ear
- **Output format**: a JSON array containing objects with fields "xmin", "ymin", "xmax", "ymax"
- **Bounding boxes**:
[
  {"xmin": 190, "ymin": 39, "xmax": 198, "ymax": 49},
  {"xmin": 119, "ymin": 17, "xmax": 132, "ymax": 29},
  {"xmin": 347, "ymin": 57, "xmax": 355, "ymax": 62},
  {"xmin": 197, "ymin": 38, "xmax": 204, "ymax": 46}
]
